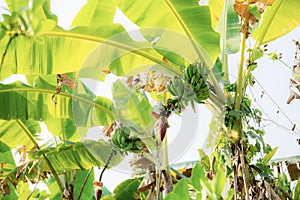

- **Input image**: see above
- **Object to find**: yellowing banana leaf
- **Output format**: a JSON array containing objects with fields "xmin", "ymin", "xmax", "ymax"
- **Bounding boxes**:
[
  {"xmin": 5, "ymin": 0, "xmax": 28, "ymax": 13},
  {"xmin": 253, "ymin": 0, "xmax": 300, "ymax": 44},
  {"xmin": 117, "ymin": 0, "xmax": 220, "ymax": 63},
  {"xmin": 0, "ymin": 25, "xmax": 124, "ymax": 79},
  {"xmin": 0, "ymin": 80, "xmax": 114, "ymax": 127},
  {"xmin": 71, "ymin": 0, "xmax": 116, "ymax": 27},
  {"xmin": 78, "ymin": 30, "xmax": 183, "ymax": 81},
  {"xmin": 0, "ymin": 119, "xmax": 40, "ymax": 149},
  {"xmin": 29, "ymin": 140, "xmax": 124, "ymax": 172}
]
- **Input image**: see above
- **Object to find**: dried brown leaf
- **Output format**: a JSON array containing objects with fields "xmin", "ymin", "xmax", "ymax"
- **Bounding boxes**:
[
  {"xmin": 101, "ymin": 122, "xmax": 116, "ymax": 137},
  {"xmin": 137, "ymin": 171, "xmax": 155, "ymax": 192},
  {"xmin": 59, "ymin": 74, "xmax": 77, "ymax": 89},
  {"xmin": 286, "ymin": 161, "xmax": 300, "ymax": 181},
  {"xmin": 0, "ymin": 182, "xmax": 10, "ymax": 195},
  {"xmin": 162, "ymin": 170, "xmax": 173, "ymax": 193}
]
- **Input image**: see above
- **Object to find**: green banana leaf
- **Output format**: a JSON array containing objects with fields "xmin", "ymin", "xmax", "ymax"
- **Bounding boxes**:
[
  {"xmin": 78, "ymin": 29, "xmax": 183, "ymax": 81},
  {"xmin": 0, "ymin": 78, "xmax": 114, "ymax": 126},
  {"xmin": 213, "ymin": 0, "xmax": 240, "ymax": 54},
  {"xmin": 117, "ymin": 0, "xmax": 220, "ymax": 63},
  {"xmin": 0, "ymin": 119, "xmax": 40, "ymax": 149},
  {"xmin": 112, "ymin": 79, "xmax": 155, "ymax": 134},
  {"xmin": 0, "ymin": 141, "xmax": 16, "ymax": 166},
  {"xmin": 29, "ymin": 140, "xmax": 124, "ymax": 172},
  {"xmin": 253, "ymin": 0, "xmax": 300, "ymax": 44},
  {"xmin": 71, "ymin": 0, "xmax": 116, "ymax": 27},
  {"xmin": 113, "ymin": 178, "xmax": 142, "ymax": 200},
  {"xmin": 44, "ymin": 118, "xmax": 77, "ymax": 140},
  {"xmin": 112, "ymin": 79, "xmax": 156, "ymax": 150}
]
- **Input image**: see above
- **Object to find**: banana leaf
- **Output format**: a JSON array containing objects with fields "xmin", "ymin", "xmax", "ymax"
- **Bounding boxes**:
[
  {"xmin": 0, "ymin": 141, "xmax": 16, "ymax": 166},
  {"xmin": 28, "ymin": 140, "xmax": 124, "ymax": 172},
  {"xmin": 0, "ymin": 119, "xmax": 40, "ymax": 149},
  {"xmin": 112, "ymin": 79, "xmax": 155, "ymax": 135},
  {"xmin": 78, "ymin": 29, "xmax": 183, "ymax": 81},
  {"xmin": 112, "ymin": 79, "xmax": 156, "ymax": 150},
  {"xmin": 117, "ymin": 0, "xmax": 220, "ymax": 63},
  {"xmin": 71, "ymin": 0, "xmax": 116, "ymax": 27},
  {"xmin": 211, "ymin": 0, "xmax": 240, "ymax": 54},
  {"xmin": 253, "ymin": 0, "xmax": 300, "ymax": 44},
  {"xmin": 0, "ymin": 78, "xmax": 114, "ymax": 126}
]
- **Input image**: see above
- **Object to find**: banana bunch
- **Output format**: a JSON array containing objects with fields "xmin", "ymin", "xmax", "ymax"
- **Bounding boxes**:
[
  {"xmin": 167, "ymin": 76, "xmax": 196, "ymax": 110},
  {"xmin": 184, "ymin": 63, "xmax": 210, "ymax": 103},
  {"xmin": 110, "ymin": 127, "xmax": 143, "ymax": 152}
]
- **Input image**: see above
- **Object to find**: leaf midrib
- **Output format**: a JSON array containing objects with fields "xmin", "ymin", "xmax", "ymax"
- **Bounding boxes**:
[{"xmin": 0, "ymin": 88, "xmax": 113, "ymax": 116}]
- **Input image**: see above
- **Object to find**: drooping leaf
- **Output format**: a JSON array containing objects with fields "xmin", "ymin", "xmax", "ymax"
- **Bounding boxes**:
[
  {"xmin": 112, "ymin": 79, "xmax": 155, "ymax": 135},
  {"xmin": 29, "ymin": 140, "xmax": 124, "ymax": 172},
  {"xmin": 113, "ymin": 178, "xmax": 141, "ymax": 200},
  {"xmin": 0, "ymin": 25, "xmax": 124, "ymax": 79},
  {"xmin": 0, "ymin": 80, "xmax": 113, "ymax": 127},
  {"xmin": 78, "ymin": 29, "xmax": 182, "ymax": 81},
  {"xmin": 117, "ymin": 0, "xmax": 220, "ymax": 64},
  {"xmin": 167, "ymin": 0, "xmax": 220, "ymax": 63},
  {"xmin": 253, "ymin": 0, "xmax": 300, "ymax": 44},
  {"xmin": 164, "ymin": 179, "xmax": 189, "ymax": 200},
  {"xmin": 0, "ymin": 119, "xmax": 40, "ymax": 149}
]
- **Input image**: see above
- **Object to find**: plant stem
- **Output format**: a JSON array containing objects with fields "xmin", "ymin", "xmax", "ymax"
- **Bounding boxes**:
[
  {"xmin": 221, "ymin": 0, "xmax": 229, "ymax": 82},
  {"xmin": 77, "ymin": 168, "xmax": 93, "ymax": 200},
  {"xmin": 16, "ymin": 119, "xmax": 64, "ymax": 194},
  {"xmin": 235, "ymin": 27, "xmax": 248, "ymax": 111},
  {"xmin": 240, "ymin": 143, "xmax": 250, "ymax": 200},
  {"xmin": 70, "ymin": 170, "xmax": 77, "ymax": 198}
]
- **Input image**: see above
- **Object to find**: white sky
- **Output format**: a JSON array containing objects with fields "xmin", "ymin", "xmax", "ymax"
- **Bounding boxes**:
[{"xmin": 1, "ymin": 0, "xmax": 300, "ymax": 191}]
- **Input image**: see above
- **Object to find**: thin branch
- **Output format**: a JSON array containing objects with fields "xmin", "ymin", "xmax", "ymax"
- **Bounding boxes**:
[
  {"xmin": 70, "ymin": 170, "xmax": 77, "ymax": 198},
  {"xmin": 77, "ymin": 168, "xmax": 93, "ymax": 200},
  {"xmin": 253, "ymin": 76, "xmax": 300, "ymax": 133},
  {"xmin": 99, "ymin": 149, "xmax": 116, "ymax": 182}
]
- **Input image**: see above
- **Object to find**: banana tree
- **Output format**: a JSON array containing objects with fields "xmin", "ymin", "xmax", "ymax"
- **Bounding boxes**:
[{"xmin": 1, "ymin": 0, "xmax": 300, "ymax": 199}]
